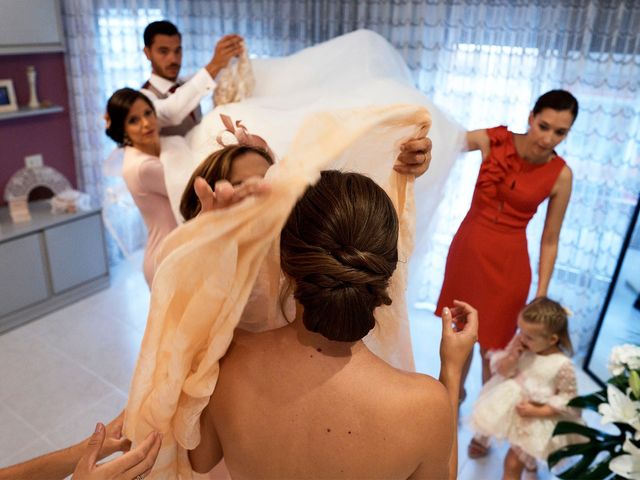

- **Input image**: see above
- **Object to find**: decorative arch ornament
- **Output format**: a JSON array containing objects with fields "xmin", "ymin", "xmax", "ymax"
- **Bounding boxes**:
[{"xmin": 3, "ymin": 165, "xmax": 72, "ymax": 201}]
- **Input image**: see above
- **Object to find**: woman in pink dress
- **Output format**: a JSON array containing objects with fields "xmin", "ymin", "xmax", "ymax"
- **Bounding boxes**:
[
  {"xmin": 105, "ymin": 91, "xmax": 276, "ymax": 286},
  {"xmin": 106, "ymin": 88, "xmax": 177, "ymax": 286}
]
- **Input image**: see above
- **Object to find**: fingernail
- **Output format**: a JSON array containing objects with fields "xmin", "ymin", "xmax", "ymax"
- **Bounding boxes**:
[
  {"xmin": 443, "ymin": 307, "xmax": 450, "ymax": 315},
  {"xmin": 95, "ymin": 423, "xmax": 103, "ymax": 434}
]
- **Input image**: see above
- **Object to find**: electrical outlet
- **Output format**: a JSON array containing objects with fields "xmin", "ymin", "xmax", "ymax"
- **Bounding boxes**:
[{"xmin": 25, "ymin": 154, "xmax": 43, "ymax": 169}]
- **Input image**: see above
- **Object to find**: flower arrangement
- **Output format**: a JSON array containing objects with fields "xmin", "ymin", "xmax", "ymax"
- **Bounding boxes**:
[{"xmin": 549, "ymin": 344, "xmax": 640, "ymax": 479}]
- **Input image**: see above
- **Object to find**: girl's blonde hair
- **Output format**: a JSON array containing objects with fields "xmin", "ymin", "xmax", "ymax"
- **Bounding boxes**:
[{"xmin": 521, "ymin": 297, "xmax": 573, "ymax": 356}]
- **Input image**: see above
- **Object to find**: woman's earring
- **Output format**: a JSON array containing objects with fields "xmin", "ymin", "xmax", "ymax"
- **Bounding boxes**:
[{"xmin": 123, "ymin": 133, "xmax": 132, "ymax": 146}]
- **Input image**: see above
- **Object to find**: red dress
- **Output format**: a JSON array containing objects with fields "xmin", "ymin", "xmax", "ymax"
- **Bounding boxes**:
[{"xmin": 436, "ymin": 126, "xmax": 566, "ymax": 350}]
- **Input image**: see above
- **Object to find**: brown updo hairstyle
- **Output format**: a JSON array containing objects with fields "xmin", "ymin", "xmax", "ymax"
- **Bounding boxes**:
[
  {"xmin": 179, "ymin": 144, "xmax": 274, "ymax": 221},
  {"xmin": 521, "ymin": 296, "xmax": 574, "ymax": 355},
  {"xmin": 105, "ymin": 87, "xmax": 155, "ymax": 146},
  {"xmin": 280, "ymin": 170, "xmax": 399, "ymax": 342}
]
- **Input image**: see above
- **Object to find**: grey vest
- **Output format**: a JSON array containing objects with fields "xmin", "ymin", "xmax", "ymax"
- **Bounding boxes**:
[{"xmin": 142, "ymin": 80, "xmax": 202, "ymax": 137}]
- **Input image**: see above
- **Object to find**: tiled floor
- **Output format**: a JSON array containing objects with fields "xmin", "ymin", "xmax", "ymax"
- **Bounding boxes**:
[{"xmin": 0, "ymin": 250, "xmax": 601, "ymax": 478}]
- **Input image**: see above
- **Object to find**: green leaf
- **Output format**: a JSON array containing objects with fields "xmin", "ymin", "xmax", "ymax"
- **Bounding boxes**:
[
  {"xmin": 568, "ymin": 390, "xmax": 608, "ymax": 411},
  {"xmin": 630, "ymin": 370, "xmax": 640, "ymax": 399},
  {"xmin": 552, "ymin": 421, "xmax": 621, "ymax": 441},
  {"xmin": 608, "ymin": 374, "xmax": 630, "ymax": 392},
  {"xmin": 549, "ymin": 421, "xmax": 628, "ymax": 479}
]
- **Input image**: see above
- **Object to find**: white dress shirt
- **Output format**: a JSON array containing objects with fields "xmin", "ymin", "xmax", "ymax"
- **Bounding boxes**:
[{"xmin": 141, "ymin": 69, "xmax": 216, "ymax": 130}]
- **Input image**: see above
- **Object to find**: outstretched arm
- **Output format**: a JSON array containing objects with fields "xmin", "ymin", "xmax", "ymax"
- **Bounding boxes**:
[
  {"xmin": 143, "ymin": 69, "xmax": 215, "ymax": 128},
  {"xmin": 205, "ymin": 34, "xmax": 244, "ymax": 79},
  {"xmin": 439, "ymin": 300, "xmax": 479, "ymax": 479},
  {"xmin": 144, "ymin": 35, "xmax": 244, "ymax": 128},
  {"xmin": 536, "ymin": 165, "xmax": 572, "ymax": 298},
  {"xmin": 466, "ymin": 129, "xmax": 490, "ymax": 161},
  {"xmin": 72, "ymin": 424, "xmax": 161, "ymax": 479},
  {"xmin": 0, "ymin": 412, "xmax": 132, "ymax": 480}
]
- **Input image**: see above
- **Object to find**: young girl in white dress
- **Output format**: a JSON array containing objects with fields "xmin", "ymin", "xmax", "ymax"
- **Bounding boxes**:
[{"xmin": 470, "ymin": 297, "xmax": 580, "ymax": 479}]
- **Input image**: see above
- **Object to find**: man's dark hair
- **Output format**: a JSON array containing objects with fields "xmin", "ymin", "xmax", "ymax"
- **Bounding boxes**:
[{"xmin": 143, "ymin": 20, "xmax": 181, "ymax": 47}]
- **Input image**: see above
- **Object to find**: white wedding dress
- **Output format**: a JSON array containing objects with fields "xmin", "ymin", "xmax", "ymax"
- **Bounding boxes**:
[{"xmin": 161, "ymin": 29, "xmax": 464, "ymax": 230}]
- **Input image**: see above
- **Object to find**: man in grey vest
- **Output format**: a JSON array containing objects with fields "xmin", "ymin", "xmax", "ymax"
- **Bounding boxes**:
[{"xmin": 141, "ymin": 20, "xmax": 243, "ymax": 137}]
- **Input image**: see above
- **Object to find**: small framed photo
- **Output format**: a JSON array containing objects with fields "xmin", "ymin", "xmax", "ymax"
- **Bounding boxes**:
[{"xmin": 0, "ymin": 79, "xmax": 18, "ymax": 113}]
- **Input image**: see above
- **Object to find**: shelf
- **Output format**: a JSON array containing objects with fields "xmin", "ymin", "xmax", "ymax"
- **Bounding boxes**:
[{"xmin": 0, "ymin": 105, "xmax": 64, "ymax": 121}]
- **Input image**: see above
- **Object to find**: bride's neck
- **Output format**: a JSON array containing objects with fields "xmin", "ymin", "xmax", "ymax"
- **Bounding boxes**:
[{"xmin": 289, "ymin": 304, "xmax": 366, "ymax": 358}]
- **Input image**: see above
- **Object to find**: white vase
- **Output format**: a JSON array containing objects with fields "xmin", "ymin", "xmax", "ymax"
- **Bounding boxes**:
[{"xmin": 27, "ymin": 65, "xmax": 39, "ymax": 108}]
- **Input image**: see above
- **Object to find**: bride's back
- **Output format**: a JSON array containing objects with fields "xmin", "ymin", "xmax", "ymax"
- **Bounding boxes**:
[
  {"xmin": 190, "ymin": 171, "xmax": 453, "ymax": 478},
  {"xmin": 210, "ymin": 325, "xmax": 451, "ymax": 479}
]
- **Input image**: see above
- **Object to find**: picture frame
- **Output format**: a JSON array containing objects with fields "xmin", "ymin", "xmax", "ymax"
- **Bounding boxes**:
[{"xmin": 0, "ymin": 79, "xmax": 18, "ymax": 113}]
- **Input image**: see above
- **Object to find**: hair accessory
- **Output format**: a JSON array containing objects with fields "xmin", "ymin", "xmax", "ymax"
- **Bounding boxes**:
[{"xmin": 216, "ymin": 114, "xmax": 274, "ymax": 159}]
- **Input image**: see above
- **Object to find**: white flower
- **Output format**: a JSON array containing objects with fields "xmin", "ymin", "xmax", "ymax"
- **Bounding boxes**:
[
  {"xmin": 609, "ymin": 439, "xmax": 640, "ymax": 479},
  {"xmin": 609, "ymin": 345, "xmax": 640, "ymax": 375},
  {"xmin": 599, "ymin": 385, "xmax": 640, "ymax": 432}
]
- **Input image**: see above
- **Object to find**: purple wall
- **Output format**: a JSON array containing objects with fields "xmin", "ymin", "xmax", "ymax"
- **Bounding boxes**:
[{"xmin": 0, "ymin": 53, "xmax": 76, "ymax": 205}]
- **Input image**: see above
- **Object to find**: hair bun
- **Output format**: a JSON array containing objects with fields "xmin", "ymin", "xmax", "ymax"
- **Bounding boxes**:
[
  {"xmin": 332, "ymin": 245, "xmax": 389, "ymax": 276},
  {"xmin": 280, "ymin": 171, "xmax": 399, "ymax": 342}
]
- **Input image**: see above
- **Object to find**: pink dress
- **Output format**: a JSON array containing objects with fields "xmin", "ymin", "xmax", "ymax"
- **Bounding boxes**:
[{"xmin": 122, "ymin": 147, "xmax": 177, "ymax": 286}]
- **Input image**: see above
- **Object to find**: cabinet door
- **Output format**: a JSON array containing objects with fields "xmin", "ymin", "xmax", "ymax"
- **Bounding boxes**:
[
  {"xmin": 44, "ymin": 214, "xmax": 108, "ymax": 294},
  {"xmin": 0, "ymin": 234, "xmax": 49, "ymax": 317},
  {"xmin": 0, "ymin": 0, "xmax": 65, "ymax": 54}
]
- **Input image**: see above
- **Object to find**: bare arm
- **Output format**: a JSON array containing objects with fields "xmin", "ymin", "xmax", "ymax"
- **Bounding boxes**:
[
  {"xmin": 466, "ymin": 129, "xmax": 490, "ymax": 160},
  {"xmin": 536, "ymin": 165, "xmax": 572, "ymax": 297},
  {"xmin": 205, "ymin": 34, "xmax": 244, "ymax": 79},
  {"xmin": 438, "ymin": 301, "xmax": 479, "ymax": 480},
  {"xmin": 0, "ymin": 412, "xmax": 131, "ymax": 480},
  {"xmin": 72, "ymin": 425, "xmax": 161, "ymax": 479},
  {"xmin": 0, "ymin": 442, "xmax": 87, "ymax": 480},
  {"xmin": 491, "ymin": 334, "xmax": 524, "ymax": 377},
  {"xmin": 142, "ymin": 69, "xmax": 214, "ymax": 128},
  {"xmin": 188, "ymin": 401, "xmax": 224, "ymax": 473},
  {"xmin": 408, "ymin": 381, "xmax": 454, "ymax": 480}
]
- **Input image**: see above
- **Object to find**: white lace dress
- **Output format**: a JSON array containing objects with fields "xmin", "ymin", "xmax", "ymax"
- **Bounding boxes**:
[{"xmin": 470, "ymin": 346, "xmax": 580, "ymax": 467}]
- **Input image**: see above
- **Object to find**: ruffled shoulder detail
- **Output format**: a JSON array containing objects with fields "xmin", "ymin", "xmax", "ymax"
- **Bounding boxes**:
[
  {"xmin": 477, "ymin": 125, "xmax": 521, "ymax": 189},
  {"xmin": 486, "ymin": 125, "xmax": 510, "ymax": 147}
]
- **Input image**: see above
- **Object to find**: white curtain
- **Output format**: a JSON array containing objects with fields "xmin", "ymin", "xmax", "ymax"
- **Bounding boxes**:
[{"xmin": 61, "ymin": 0, "xmax": 640, "ymax": 354}]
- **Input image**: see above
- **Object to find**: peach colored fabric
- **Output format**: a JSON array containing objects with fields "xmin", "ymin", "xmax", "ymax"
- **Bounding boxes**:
[{"xmin": 124, "ymin": 104, "xmax": 430, "ymax": 478}]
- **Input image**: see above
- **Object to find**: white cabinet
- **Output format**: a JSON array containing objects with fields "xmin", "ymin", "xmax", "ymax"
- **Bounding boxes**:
[
  {"xmin": 0, "ymin": 201, "xmax": 109, "ymax": 333},
  {"xmin": 0, "ymin": 0, "xmax": 65, "ymax": 54},
  {"xmin": 0, "ymin": 234, "xmax": 49, "ymax": 316}
]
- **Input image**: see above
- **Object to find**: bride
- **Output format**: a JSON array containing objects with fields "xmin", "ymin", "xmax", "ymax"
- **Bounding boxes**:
[{"xmin": 124, "ymin": 29, "xmax": 465, "ymax": 478}]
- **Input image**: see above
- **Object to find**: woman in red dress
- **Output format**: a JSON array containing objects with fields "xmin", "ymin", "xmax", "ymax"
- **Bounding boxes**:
[{"xmin": 436, "ymin": 90, "xmax": 578, "ymax": 402}]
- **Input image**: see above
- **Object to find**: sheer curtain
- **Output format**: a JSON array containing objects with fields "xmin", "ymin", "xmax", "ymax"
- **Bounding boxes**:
[{"xmin": 61, "ymin": 0, "xmax": 640, "ymax": 354}]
